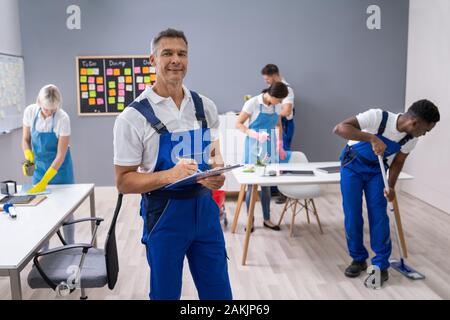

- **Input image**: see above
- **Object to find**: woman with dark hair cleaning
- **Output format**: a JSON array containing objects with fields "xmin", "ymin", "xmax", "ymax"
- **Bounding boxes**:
[{"xmin": 236, "ymin": 81, "xmax": 289, "ymax": 232}]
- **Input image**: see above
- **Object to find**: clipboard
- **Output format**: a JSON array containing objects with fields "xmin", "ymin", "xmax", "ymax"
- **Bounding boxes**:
[{"xmin": 162, "ymin": 164, "xmax": 243, "ymax": 190}]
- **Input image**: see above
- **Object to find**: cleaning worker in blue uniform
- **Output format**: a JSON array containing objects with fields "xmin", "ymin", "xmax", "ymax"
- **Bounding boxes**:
[
  {"xmin": 22, "ymin": 84, "xmax": 75, "ymax": 247},
  {"xmin": 334, "ymin": 100, "xmax": 440, "ymax": 286},
  {"xmin": 236, "ymin": 81, "xmax": 289, "ymax": 232},
  {"xmin": 113, "ymin": 28, "xmax": 232, "ymax": 300},
  {"xmin": 261, "ymin": 64, "xmax": 295, "ymax": 204}
]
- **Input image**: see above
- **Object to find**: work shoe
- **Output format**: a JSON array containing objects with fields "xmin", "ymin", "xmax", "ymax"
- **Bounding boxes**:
[
  {"xmin": 275, "ymin": 194, "xmax": 287, "ymax": 204},
  {"xmin": 344, "ymin": 260, "xmax": 368, "ymax": 278},
  {"xmin": 380, "ymin": 269, "xmax": 389, "ymax": 285}
]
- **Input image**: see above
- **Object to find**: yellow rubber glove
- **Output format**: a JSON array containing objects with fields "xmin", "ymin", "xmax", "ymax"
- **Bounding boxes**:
[
  {"xmin": 28, "ymin": 167, "xmax": 57, "ymax": 194},
  {"xmin": 24, "ymin": 149, "xmax": 34, "ymax": 163}
]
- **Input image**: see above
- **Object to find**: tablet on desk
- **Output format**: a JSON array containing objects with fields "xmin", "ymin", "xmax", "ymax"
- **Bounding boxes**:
[{"xmin": 279, "ymin": 170, "xmax": 315, "ymax": 176}]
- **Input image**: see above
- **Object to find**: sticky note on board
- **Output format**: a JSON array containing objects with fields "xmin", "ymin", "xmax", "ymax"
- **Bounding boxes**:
[
  {"xmin": 89, "ymin": 84, "xmax": 96, "ymax": 91},
  {"xmin": 118, "ymin": 96, "xmax": 125, "ymax": 103},
  {"xmin": 88, "ymin": 77, "xmax": 95, "ymax": 84},
  {"xmin": 106, "ymin": 68, "xmax": 113, "ymax": 76},
  {"xmin": 81, "ymin": 92, "xmax": 89, "ymax": 99},
  {"xmin": 89, "ymin": 91, "xmax": 96, "ymax": 98},
  {"xmin": 124, "ymin": 68, "xmax": 131, "ymax": 75},
  {"xmin": 144, "ymin": 76, "xmax": 151, "ymax": 83},
  {"xmin": 80, "ymin": 76, "xmax": 87, "ymax": 83},
  {"xmin": 80, "ymin": 84, "xmax": 88, "ymax": 91},
  {"xmin": 138, "ymin": 83, "xmax": 145, "ymax": 91},
  {"xmin": 126, "ymin": 85, "xmax": 133, "ymax": 91},
  {"xmin": 114, "ymin": 69, "xmax": 120, "ymax": 76},
  {"xmin": 97, "ymin": 98, "xmax": 104, "ymax": 105},
  {"xmin": 119, "ymin": 90, "xmax": 125, "ymax": 97},
  {"xmin": 87, "ymin": 69, "xmax": 94, "ymax": 75},
  {"xmin": 109, "ymin": 89, "xmax": 116, "ymax": 96},
  {"xmin": 149, "ymin": 67, "xmax": 156, "ymax": 73},
  {"xmin": 150, "ymin": 74, "xmax": 156, "ymax": 82},
  {"xmin": 93, "ymin": 68, "xmax": 99, "ymax": 75},
  {"xmin": 80, "ymin": 68, "xmax": 87, "ymax": 75},
  {"xmin": 117, "ymin": 103, "xmax": 125, "ymax": 111},
  {"xmin": 89, "ymin": 98, "xmax": 96, "ymax": 105},
  {"xmin": 97, "ymin": 85, "xmax": 104, "ymax": 92},
  {"xmin": 136, "ymin": 76, "xmax": 143, "ymax": 83},
  {"xmin": 125, "ymin": 76, "xmax": 132, "ymax": 83},
  {"xmin": 118, "ymin": 83, "xmax": 125, "ymax": 90},
  {"xmin": 96, "ymin": 77, "xmax": 103, "ymax": 84},
  {"xmin": 142, "ymin": 67, "xmax": 150, "ymax": 74},
  {"xmin": 108, "ymin": 81, "xmax": 116, "ymax": 89},
  {"xmin": 108, "ymin": 97, "xmax": 116, "ymax": 104},
  {"xmin": 134, "ymin": 67, "xmax": 141, "ymax": 74},
  {"xmin": 118, "ymin": 76, "xmax": 125, "ymax": 83}
]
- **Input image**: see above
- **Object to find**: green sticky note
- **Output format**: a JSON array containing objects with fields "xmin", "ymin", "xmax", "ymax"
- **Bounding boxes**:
[
  {"xmin": 144, "ymin": 76, "xmax": 150, "ymax": 83},
  {"xmin": 87, "ymin": 69, "xmax": 94, "ymax": 75},
  {"xmin": 89, "ymin": 91, "xmax": 96, "ymax": 98},
  {"xmin": 124, "ymin": 68, "xmax": 131, "ymax": 76},
  {"xmin": 117, "ymin": 103, "xmax": 125, "ymax": 111},
  {"xmin": 108, "ymin": 97, "xmax": 116, "ymax": 104},
  {"xmin": 80, "ymin": 76, "xmax": 87, "ymax": 83},
  {"xmin": 108, "ymin": 81, "xmax": 116, "ymax": 88}
]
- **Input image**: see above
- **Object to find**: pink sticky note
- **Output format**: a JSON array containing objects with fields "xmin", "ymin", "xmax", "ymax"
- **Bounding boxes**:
[
  {"xmin": 88, "ymin": 77, "xmax": 95, "ymax": 83},
  {"xmin": 118, "ymin": 83, "xmax": 125, "ymax": 90},
  {"xmin": 97, "ymin": 98, "xmax": 104, "ymax": 105},
  {"xmin": 138, "ymin": 83, "xmax": 145, "ymax": 90},
  {"xmin": 97, "ymin": 85, "xmax": 104, "ymax": 92},
  {"xmin": 134, "ymin": 67, "xmax": 141, "ymax": 74},
  {"xmin": 119, "ymin": 90, "xmax": 125, "ymax": 96},
  {"xmin": 106, "ymin": 68, "xmax": 113, "ymax": 76}
]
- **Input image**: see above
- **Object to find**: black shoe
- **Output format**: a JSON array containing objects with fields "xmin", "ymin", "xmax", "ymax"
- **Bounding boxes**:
[
  {"xmin": 344, "ymin": 260, "xmax": 368, "ymax": 278},
  {"xmin": 380, "ymin": 269, "xmax": 389, "ymax": 285},
  {"xmin": 364, "ymin": 268, "xmax": 389, "ymax": 288},
  {"xmin": 263, "ymin": 221, "xmax": 281, "ymax": 231},
  {"xmin": 275, "ymin": 195, "xmax": 287, "ymax": 204}
]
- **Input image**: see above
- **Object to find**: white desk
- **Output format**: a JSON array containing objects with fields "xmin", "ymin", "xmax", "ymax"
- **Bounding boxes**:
[
  {"xmin": 231, "ymin": 162, "xmax": 413, "ymax": 265},
  {"xmin": 0, "ymin": 184, "xmax": 96, "ymax": 300}
]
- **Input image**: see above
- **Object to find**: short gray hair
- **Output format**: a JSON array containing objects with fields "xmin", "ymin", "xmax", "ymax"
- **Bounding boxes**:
[
  {"xmin": 36, "ymin": 84, "xmax": 62, "ymax": 110},
  {"xmin": 151, "ymin": 28, "xmax": 188, "ymax": 55}
]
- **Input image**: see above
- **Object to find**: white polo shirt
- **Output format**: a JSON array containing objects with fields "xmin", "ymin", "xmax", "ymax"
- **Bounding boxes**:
[
  {"xmin": 22, "ymin": 104, "xmax": 71, "ymax": 137},
  {"xmin": 348, "ymin": 108, "xmax": 418, "ymax": 154},
  {"xmin": 281, "ymin": 79, "xmax": 295, "ymax": 120},
  {"xmin": 242, "ymin": 94, "xmax": 282, "ymax": 125},
  {"xmin": 113, "ymin": 85, "xmax": 220, "ymax": 173}
]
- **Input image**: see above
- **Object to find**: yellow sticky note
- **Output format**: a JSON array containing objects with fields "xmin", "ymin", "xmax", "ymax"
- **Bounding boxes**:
[
  {"xmin": 89, "ymin": 91, "xmax": 96, "ymax": 98},
  {"xmin": 108, "ymin": 81, "xmax": 116, "ymax": 89},
  {"xmin": 124, "ymin": 68, "xmax": 131, "ymax": 76},
  {"xmin": 87, "ymin": 69, "xmax": 94, "ymax": 75},
  {"xmin": 80, "ymin": 68, "xmax": 87, "ymax": 75},
  {"xmin": 108, "ymin": 97, "xmax": 116, "ymax": 104},
  {"xmin": 117, "ymin": 103, "xmax": 125, "ymax": 111},
  {"xmin": 144, "ymin": 76, "xmax": 150, "ymax": 83},
  {"xmin": 80, "ymin": 76, "xmax": 87, "ymax": 83}
]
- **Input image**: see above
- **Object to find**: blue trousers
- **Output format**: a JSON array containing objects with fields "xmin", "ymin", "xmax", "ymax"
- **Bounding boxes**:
[
  {"xmin": 282, "ymin": 118, "xmax": 295, "ymax": 151},
  {"xmin": 246, "ymin": 186, "xmax": 271, "ymax": 221},
  {"xmin": 340, "ymin": 166, "xmax": 392, "ymax": 270},
  {"xmin": 142, "ymin": 193, "xmax": 232, "ymax": 300}
]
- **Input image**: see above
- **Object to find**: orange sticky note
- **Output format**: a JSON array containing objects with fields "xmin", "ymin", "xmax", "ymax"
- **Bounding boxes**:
[
  {"xmin": 109, "ymin": 89, "xmax": 116, "ymax": 97},
  {"xmin": 114, "ymin": 69, "xmax": 121, "ymax": 76},
  {"xmin": 89, "ymin": 98, "xmax": 96, "ymax": 105},
  {"xmin": 80, "ymin": 68, "xmax": 87, "ymax": 75},
  {"xmin": 150, "ymin": 74, "xmax": 156, "ymax": 82},
  {"xmin": 96, "ymin": 77, "xmax": 103, "ymax": 84},
  {"xmin": 125, "ymin": 76, "xmax": 132, "ymax": 84},
  {"xmin": 80, "ymin": 84, "xmax": 88, "ymax": 91},
  {"xmin": 142, "ymin": 67, "xmax": 150, "ymax": 74}
]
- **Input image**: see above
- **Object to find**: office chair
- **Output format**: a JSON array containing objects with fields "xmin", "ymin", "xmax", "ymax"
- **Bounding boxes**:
[{"xmin": 27, "ymin": 193, "xmax": 123, "ymax": 299}]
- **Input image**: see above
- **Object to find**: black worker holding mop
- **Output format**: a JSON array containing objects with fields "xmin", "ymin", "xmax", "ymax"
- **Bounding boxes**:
[{"xmin": 334, "ymin": 100, "xmax": 440, "ymax": 286}]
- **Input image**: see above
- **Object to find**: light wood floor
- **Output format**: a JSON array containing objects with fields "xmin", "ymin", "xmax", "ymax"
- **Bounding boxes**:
[{"xmin": 1, "ymin": 186, "xmax": 449, "ymax": 300}]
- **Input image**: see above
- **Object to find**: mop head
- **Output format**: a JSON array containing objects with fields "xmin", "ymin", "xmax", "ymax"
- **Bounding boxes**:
[{"xmin": 390, "ymin": 259, "xmax": 425, "ymax": 280}]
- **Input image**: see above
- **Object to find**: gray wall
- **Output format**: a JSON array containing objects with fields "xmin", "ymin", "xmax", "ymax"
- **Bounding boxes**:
[{"xmin": 14, "ymin": 0, "xmax": 409, "ymax": 186}]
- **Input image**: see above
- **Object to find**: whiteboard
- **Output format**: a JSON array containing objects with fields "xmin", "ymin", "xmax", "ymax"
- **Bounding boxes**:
[{"xmin": 0, "ymin": 54, "xmax": 25, "ymax": 134}]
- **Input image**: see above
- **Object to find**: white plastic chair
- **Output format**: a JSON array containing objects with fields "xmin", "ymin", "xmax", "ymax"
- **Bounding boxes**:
[{"xmin": 277, "ymin": 151, "xmax": 324, "ymax": 237}]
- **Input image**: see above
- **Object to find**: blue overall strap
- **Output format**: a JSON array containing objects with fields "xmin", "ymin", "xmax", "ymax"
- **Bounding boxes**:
[
  {"xmin": 128, "ymin": 99, "xmax": 169, "ymax": 134},
  {"xmin": 377, "ymin": 111, "xmax": 389, "ymax": 135},
  {"xmin": 190, "ymin": 91, "xmax": 208, "ymax": 128},
  {"xmin": 398, "ymin": 134, "xmax": 413, "ymax": 147}
]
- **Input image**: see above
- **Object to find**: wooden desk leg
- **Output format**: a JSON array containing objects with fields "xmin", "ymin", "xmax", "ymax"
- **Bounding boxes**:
[
  {"xmin": 392, "ymin": 196, "xmax": 408, "ymax": 258},
  {"xmin": 231, "ymin": 184, "xmax": 246, "ymax": 234},
  {"xmin": 89, "ymin": 189, "xmax": 97, "ymax": 248},
  {"xmin": 242, "ymin": 185, "xmax": 257, "ymax": 266},
  {"xmin": 9, "ymin": 269, "xmax": 22, "ymax": 300}
]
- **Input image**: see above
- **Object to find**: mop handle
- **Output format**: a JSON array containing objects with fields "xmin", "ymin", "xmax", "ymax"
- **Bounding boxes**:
[{"xmin": 377, "ymin": 155, "xmax": 407, "ymax": 259}]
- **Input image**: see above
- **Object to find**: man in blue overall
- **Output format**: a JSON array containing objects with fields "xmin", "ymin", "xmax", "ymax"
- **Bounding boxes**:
[
  {"xmin": 334, "ymin": 100, "xmax": 440, "ymax": 285},
  {"xmin": 113, "ymin": 28, "xmax": 232, "ymax": 300}
]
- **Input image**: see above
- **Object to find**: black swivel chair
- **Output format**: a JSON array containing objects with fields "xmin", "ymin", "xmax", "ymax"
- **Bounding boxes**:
[{"xmin": 27, "ymin": 194, "xmax": 123, "ymax": 299}]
